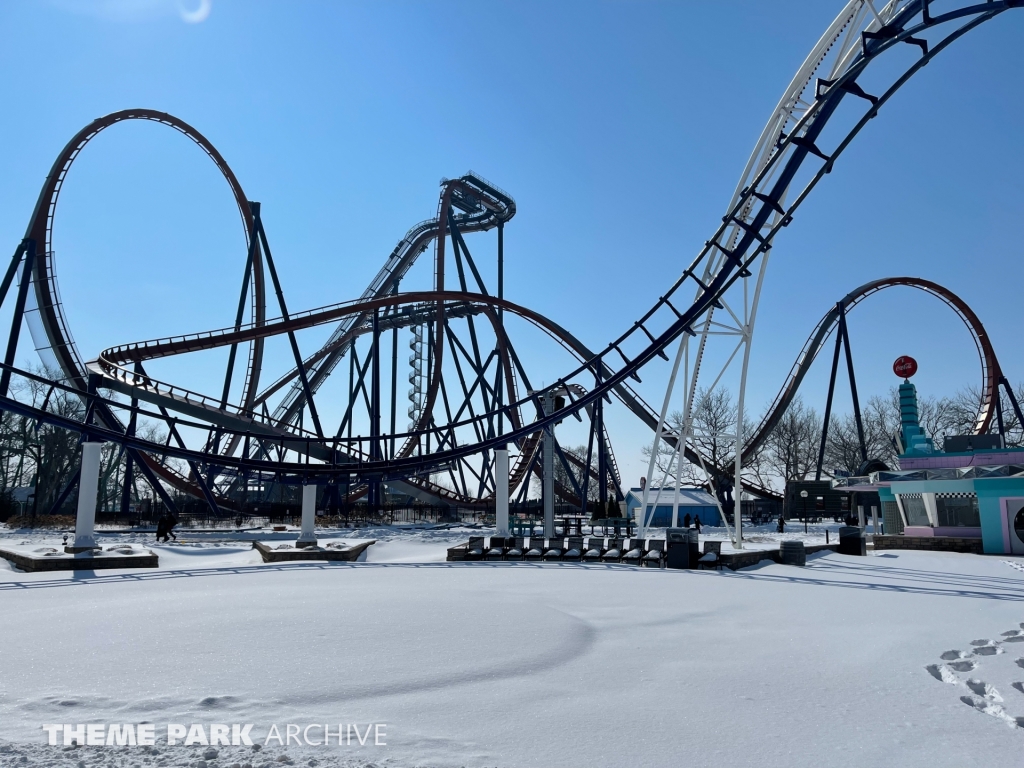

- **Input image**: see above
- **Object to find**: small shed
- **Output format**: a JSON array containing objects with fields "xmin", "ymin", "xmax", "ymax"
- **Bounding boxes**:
[{"xmin": 625, "ymin": 487, "xmax": 721, "ymax": 528}]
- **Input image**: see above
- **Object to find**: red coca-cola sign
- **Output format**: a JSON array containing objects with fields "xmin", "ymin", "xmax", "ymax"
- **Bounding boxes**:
[{"xmin": 893, "ymin": 355, "xmax": 918, "ymax": 378}]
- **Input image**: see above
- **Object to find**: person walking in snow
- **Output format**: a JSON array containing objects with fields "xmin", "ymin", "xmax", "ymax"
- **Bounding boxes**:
[
  {"xmin": 683, "ymin": 512, "xmax": 691, "ymax": 528},
  {"xmin": 777, "ymin": 513, "xmax": 785, "ymax": 533},
  {"xmin": 165, "ymin": 512, "xmax": 178, "ymax": 541},
  {"xmin": 155, "ymin": 511, "xmax": 179, "ymax": 542},
  {"xmin": 694, "ymin": 515, "xmax": 702, "ymax": 534}
]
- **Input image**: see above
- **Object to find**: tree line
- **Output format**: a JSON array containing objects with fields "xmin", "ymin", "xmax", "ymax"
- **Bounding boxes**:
[
  {"xmin": 0, "ymin": 365, "xmax": 170, "ymax": 521},
  {"xmin": 642, "ymin": 382, "xmax": 1024, "ymax": 493}
]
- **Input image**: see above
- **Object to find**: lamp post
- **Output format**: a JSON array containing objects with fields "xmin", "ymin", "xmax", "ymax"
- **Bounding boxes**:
[{"xmin": 800, "ymin": 489, "xmax": 808, "ymax": 535}]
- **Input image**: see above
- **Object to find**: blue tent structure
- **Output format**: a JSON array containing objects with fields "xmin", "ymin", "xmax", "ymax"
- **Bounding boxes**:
[{"xmin": 625, "ymin": 487, "xmax": 720, "ymax": 528}]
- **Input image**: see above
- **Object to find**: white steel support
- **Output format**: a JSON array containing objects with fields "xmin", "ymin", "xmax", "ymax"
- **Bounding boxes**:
[
  {"xmin": 543, "ymin": 420, "xmax": 555, "ymax": 538},
  {"xmin": 671, "ymin": 463, "xmax": 682, "ymax": 529},
  {"xmin": 297, "ymin": 483, "xmax": 317, "ymax": 547},
  {"xmin": 733, "ymin": 352, "xmax": 748, "ymax": 550},
  {"xmin": 871, "ymin": 505, "xmax": 879, "ymax": 535},
  {"xmin": 639, "ymin": 332, "xmax": 689, "ymax": 540},
  {"xmin": 614, "ymin": 2, "xmax": 913, "ymax": 552},
  {"xmin": 730, "ymin": 252, "xmax": 771, "ymax": 550},
  {"xmin": 640, "ymin": 1, "xmax": 891, "ymax": 552},
  {"xmin": 72, "ymin": 441, "xmax": 102, "ymax": 551},
  {"xmin": 495, "ymin": 447, "xmax": 509, "ymax": 535}
]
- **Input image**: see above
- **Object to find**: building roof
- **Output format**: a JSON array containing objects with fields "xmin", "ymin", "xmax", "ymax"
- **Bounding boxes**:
[{"xmin": 626, "ymin": 487, "xmax": 718, "ymax": 507}]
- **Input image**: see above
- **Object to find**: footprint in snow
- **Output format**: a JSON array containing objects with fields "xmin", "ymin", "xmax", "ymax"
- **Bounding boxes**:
[
  {"xmin": 926, "ymin": 664, "xmax": 959, "ymax": 684},
  {"xmin": 960, "ymin": 694, "xmax": 1023, "ymax": 728},
  {"xmin": 931, "ymin": 638, "xmax": 1024, "ymax": 730},
  {"xmin": 975, "ymin": 646, "xmax": 1004, "ymax": 656},
  {"xmin": 961, "ymin": 694, "xmax": 987, "ymax": 710},
  {"xmin": 966, "ymin": 678, "xmax": 1003, "ymax": 702}
]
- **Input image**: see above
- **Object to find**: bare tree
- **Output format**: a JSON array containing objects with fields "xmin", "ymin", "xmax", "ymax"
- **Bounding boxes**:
[
  {"xmin": 530, "ymin": 443, "xmax": 608, "ymax": 503},
  {"xmin": 826, "ymin": 385, "xmax": 989, "ymax": 474},
  {"xmin": 642, "ymin": 386, "xmax": 765, "ymax": 489},
  {"xmin": 947, "ymin": 383, "xmax": 1024, "ymax": 447},
  {"xmin": 764, "ymin": 395, "xmax": 820, "ymax": 484},
  {"xmin": 15, "ymin": 367, "xmax": 84, "ymax": 516},
  {"xmin": 824, "ymin": 413, "xmax": 871, "ymax": 475}
]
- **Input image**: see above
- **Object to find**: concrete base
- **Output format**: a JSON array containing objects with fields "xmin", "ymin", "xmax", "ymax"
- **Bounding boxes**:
[
  {"xmin": 64, "ymin": 546, "xmax": 101, "ymax": 554},
  {"xmin": 717, "ymin": 544, "xmax": 838, "ymax": 571},
  {"xmin": 294, "ymin": 539, "xmax": 318, "ymax": 549},
  {"xmin": 0, "ymin": 546, "xmax": 158, "ymax": 572},
  {"xmin": 447, "ymin": 539, "xmax": 839, "ymax": 569},
  {"xmin": 873, "ymin": 534, "xmax": 984, "ymax": 554},
  {"xmin": 254, "ymin": 540, "xmax": 375, "ymax": 563}
]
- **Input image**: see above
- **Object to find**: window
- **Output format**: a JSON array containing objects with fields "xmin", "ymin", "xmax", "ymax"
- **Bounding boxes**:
[
  {"xmin": 882, "ymin": 501, "xmax": 904, "ymax": 534},
  {"xmin": 900, "ymin": 495, "xmax": 929, "ymax": 526},
  {"xmin": 935, "ymin": 495, "xmax": 980, "ymax": 527}
]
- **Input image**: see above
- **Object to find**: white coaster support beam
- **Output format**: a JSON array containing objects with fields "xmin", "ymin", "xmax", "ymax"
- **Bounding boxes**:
[
  {"xmin": 495, "ymin": 447, "xmax": 509, "ymax": 536},
  {"xmin": 297, "ymin": 483, "xmax": 317, "ymax": 547},
  {"xmin": 72, "ymin": 441, "xmax": 102, "ymax": 552}
]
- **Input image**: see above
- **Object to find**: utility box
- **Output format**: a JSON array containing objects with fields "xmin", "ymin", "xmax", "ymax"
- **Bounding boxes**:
[
  {"xmin": 687, "ymin": 528, "xmax": 700, "ymax": 566},
  {"xmin": 666, "ymin": 528, "xmax": 690, "ymax": 569},
  {"xmin": 944, "ymin": 434, "xmax": 1003, "ymax": 453},
  {"xmin": 838, "ymin": 525, "xmax": 866, "ymax": 556}
]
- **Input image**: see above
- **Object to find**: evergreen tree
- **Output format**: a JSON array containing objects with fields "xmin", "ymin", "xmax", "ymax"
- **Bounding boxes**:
[{"xmin": 607, "ymin": 497, "xmax": 621, "ymax": 518}]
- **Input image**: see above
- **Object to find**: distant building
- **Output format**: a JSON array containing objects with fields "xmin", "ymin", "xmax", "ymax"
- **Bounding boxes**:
[
  {"xmin": 8, "ymin": 487, "xmax": 33, "ymax": 504},
  {"xmin": 625, "ymin": 487, "xmax": 720, "ymax": 528}
]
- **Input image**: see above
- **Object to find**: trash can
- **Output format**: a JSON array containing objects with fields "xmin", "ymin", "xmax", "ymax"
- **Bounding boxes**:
[
  {"xmin": 838, "ymin": 526, "xmax": 866, "ymax": 556},
  {"xmin": 687, "ymin": 528, "xmax": 700, "ymax": 567},
  {"xmin": 779, "ymin": 540, "xmax": 806, "ymax": 566},
  {"xmin": 666, "ymin": 528, "xmax": 690, "ymax": 569}
]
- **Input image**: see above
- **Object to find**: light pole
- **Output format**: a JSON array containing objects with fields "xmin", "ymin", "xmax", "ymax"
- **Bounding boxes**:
[{"xmin": 800, "ymin": 490, "xmax": 808, "ymax": 535}]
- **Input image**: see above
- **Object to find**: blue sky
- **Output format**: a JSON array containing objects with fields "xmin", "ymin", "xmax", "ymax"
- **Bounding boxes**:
[{"xmin": 0, "ymin": 0, "xmax": 1022, "ymax": 488}]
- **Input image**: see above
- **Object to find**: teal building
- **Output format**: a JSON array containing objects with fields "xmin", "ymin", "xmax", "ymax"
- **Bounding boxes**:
[{"xmin": 839, "ymin": 381, "xmax": 1024, "ymax": 555}]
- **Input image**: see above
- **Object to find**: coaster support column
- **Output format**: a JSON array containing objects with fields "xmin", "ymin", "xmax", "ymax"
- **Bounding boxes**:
[
  {"xmin": 70, "ymin": 441, "xmax": 102, "ymax": 552},
  {"xmin": 297, "ymin": 483, "xmax": 317, "ymax": 548},
  {"xmin": 542, "ymin": 393, "xmax": 555, "ymax": 539},
  {"xmin": 495, "ymin": 447, "xmax": 509, "ymax": 536}
]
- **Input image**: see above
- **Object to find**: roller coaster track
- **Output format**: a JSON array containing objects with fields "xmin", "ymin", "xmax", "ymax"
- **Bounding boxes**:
[
  {"xmin": 9, "ymin": 108, "xmax": 539, "ymax": 507},
  {"xmin": 96, "ymin": 276, "xmax": 1000, "ymax": 500},
  {"xmin": 260, "ymin": 172, "xmax": 515, "ymax": 428},
  {"xmin": 89, "ymin": 292, "xmax": 629, "ymax": 504},
  {"xmin": 22, "ymin": 109, "xmax": 266, "ymax": 410},
  {"xmin": 1, "ymin": 0, "xmax": 1019, "ymax": 510},
  {"xmin": 741, "ymin": 277, "xmax": 1000, "ymax": 464}
]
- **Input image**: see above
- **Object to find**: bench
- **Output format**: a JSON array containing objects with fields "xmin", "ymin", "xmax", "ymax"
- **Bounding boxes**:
[
  {"xmin": 698, "ymin": 540, "xmax": 722, "ymax": 570},
  {"xmin": 524, "ymin": 537, "xmax": 546, "ymax": 561},
  {"xmin": 582, "ymin": 537, "xmax": 605, "ymax": 562},
  {"xmin": 543, "ymin": 538, "xmax": 566, "ymax": 561},
  {"xmin": 484, "ymin": 536, "xmax": 507, "ymax": 561},
  {"xmin": 562, "ymin": 536, "xmax": 585, "ymax": 561},
  {"xmin": 601, "ymin": 538, "xmax": 624, "ymax": 563},
  {"xmin": 621, "ymin": 538, "xmax": 646, "ymax": 566},
  {"xmin": 642, "ymin": 539, "xmax": 666, "ymax": 568}
]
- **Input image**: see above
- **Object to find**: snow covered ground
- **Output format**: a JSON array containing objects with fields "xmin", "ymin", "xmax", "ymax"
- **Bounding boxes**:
[{"xmin": 1, "ymin": 523, "xmax": 1022, "ymax": 767}]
